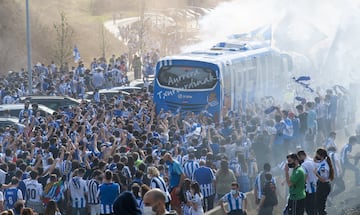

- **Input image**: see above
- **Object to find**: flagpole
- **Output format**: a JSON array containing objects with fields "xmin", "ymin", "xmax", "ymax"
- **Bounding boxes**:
[{"xmin": 26, "ymin": 0, "xmax": 33, "ymax": 95}]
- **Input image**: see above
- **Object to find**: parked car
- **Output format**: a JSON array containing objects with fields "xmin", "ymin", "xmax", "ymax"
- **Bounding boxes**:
[
  {"xmin": 129, "ymin": 78, "xmax": 154, "ymax": 92},
  {"xmin": 109, "ymin": 86, "xmax": 142, "ymax": 94},
  {"xmin": 84, "ymin": 89, "xmax": 130, "ymax": 101},
  {"xmin": 0, "ymin": 104, "xmax": 56, "ymax": 119},
  {"xmin": 0, "ymin": 117, "xmax": 25, "ymax": 131},
  {"xmin": 20, "ymin": 96, "xmax": 81, "ymax": 111}
]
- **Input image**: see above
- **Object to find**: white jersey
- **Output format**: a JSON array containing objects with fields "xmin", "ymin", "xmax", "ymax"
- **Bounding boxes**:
[
  {"xmin": 24, "ymin": 179, "xmax": 43, "ymax": 202},
  {"xmin": 69, "ymin": 176, "xmax": 88, "ymax": 208},
  {"xmin": 0, "ymin": 169, "xmax": 7, "ymax": 185},
  {"xmin": 301, "ymin": 157, "xmax": 318, "ymax": 193},
  {"xmin": 317, "ymin": 159, "xmax": 330, "ymax": 182},
  {"xmin": 329, "ymin": 151, "xmax": 341, "ymax": 177}
]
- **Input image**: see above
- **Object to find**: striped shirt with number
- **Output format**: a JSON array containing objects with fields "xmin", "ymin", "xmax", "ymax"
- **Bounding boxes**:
[
  {"xmin": 4, "ymin": 187, "xmax": 23, "ymax": 210},
  {"xmin": 24, "ymin": 179, "xmax": 43, "ymax": 202}
]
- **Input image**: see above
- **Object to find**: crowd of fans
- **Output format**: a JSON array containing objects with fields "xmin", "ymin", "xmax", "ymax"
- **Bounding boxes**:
[
  {"xmin": 0, "ymin": 50, "xmax": 159, "ymax": 103},
  {"xmin": 0, "ymin": 54, "xmax": 358, "ymax": 215}
]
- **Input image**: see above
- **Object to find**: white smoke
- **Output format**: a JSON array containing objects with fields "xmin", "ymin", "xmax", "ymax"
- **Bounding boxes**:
[{"xmin": 184, "ymin": 0, "xmax": 360, "ymax": 87}]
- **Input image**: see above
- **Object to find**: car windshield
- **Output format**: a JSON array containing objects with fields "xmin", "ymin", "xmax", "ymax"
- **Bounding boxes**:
[{"xmin": 157, "ymin": 66, "xmax": 217, "ymax": 90}]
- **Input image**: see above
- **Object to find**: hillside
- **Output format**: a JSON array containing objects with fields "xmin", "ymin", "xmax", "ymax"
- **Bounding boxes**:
[
  {"xmin": 0, "ymin": 0, "xmax": 129, "ymax": 73},
  {"xmin": 0, "ymin": 0, "xmax": 219, "ymax": 73}
]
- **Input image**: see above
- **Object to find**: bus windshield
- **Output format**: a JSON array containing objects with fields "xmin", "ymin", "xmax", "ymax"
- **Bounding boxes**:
[{"xmin": 157, "ymin": 66, "xmax": 217, "ymax": 90}]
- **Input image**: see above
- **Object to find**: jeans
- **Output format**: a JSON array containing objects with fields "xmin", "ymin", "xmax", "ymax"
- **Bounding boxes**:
[
  {"xmin": 316, "ymin": 181, "xmax": 331, "ymax": 215},
  {"xmin": 228, "ymin": 209, "xmax": 244, "ymax": 215},
  {"xmin": 89, "ymin": 204, "xmax": 100, "ymax": 215},
  {"xmin": 305, "ymin": 192, "xmax": 316, "ymax": 215},
  {"xmin": 72, "ymin": 207, "xmax": 86, "ymax": 215}
]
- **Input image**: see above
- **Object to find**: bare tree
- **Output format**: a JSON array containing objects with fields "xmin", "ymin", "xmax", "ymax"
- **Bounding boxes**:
[
  {"xmin": 99, "ymin": 22, "xmax": 108, "ymax": 59},
  {"xmin": 53, "ymin": 11, "xmax": 74, "ymax": 67},
  {"xmin": 138, "ymin": 0, "xmax": 146, "ymax": 57}
]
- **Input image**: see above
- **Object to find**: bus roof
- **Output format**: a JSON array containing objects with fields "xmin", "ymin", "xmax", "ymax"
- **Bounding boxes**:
[{"xmin": 159, "ymin": 41, "xmax": 275, "ymax": 66}]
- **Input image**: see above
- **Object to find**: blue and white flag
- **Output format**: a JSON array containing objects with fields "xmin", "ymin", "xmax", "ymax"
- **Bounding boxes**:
[
  {"xmin": 264, "ymin": 106, "xmax": 277, "ymax": 114},
  {"xmin": 73, "ymin": 45, "xmax": 81, "ymax": 63},
  {"xmin": 295, "ymin": 96, "xmax": 306, "ymax": 102}
]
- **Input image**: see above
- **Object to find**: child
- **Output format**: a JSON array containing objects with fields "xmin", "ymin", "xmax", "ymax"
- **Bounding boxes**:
[
  {"xmin": 190, "ymin": 182, "xmax": 204, "ymax": 215},
  {"xmin": 181, "ymin": 179, "xmax": 192, "ymax": 215}
]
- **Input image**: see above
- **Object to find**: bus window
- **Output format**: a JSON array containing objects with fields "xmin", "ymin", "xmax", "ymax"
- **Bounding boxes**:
[{"xmin": 157, "ymin": 66, "xmax": 217, "ymax": 90}]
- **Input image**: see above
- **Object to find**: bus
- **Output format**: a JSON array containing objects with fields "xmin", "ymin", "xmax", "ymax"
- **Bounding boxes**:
[{"xmin": 153, "ymin": 40, "xmax": 292, "ymax": 122}]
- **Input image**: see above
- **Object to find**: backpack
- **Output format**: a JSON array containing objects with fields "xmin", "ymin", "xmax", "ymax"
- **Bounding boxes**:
[{"xmin": 263, "ymin": 181, "xmax": 278, "ymax": 207}]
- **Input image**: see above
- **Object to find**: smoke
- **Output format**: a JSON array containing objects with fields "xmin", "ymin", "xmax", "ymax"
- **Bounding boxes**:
[
  {"xmin": 184, "ymin": 0, "xmax": 360, "ymax": 87},
  {"xmin": 182, "ymin": 0, "xmax": 360, "ymax": 212}
]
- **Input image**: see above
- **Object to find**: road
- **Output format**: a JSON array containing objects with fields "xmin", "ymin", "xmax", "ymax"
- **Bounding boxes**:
[{"xmin": 104, "ymin": 17, "xmax": 140, "ymax": 41}]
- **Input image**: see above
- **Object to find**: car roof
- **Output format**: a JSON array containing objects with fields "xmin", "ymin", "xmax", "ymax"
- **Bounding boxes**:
[
  {"xmin": 20, "ymin": 96, "xmax": 79, "ymax": 102},
  {"xmin": 110, "ymin": 86, "xmax": 142, "ymax": 91},
  {"xmin": 0, "ymin": 104, "xmax": 56, "ymax": 113},
  {"xmin": 85, "ymin": 89, "xmax": 131, "ymax": 95},
  {"xmin": 129, "ymin": 79, "xmax": 154, "ymax": 86},
  {"xmin": 0, "ymin": 117, "xmax": 20, "ymax": 122}
]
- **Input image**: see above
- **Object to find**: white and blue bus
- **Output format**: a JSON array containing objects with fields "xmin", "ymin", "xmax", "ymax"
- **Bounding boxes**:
[{"xmin": 153, "ymin": 41, "xmax": 292, "ymax": 122}]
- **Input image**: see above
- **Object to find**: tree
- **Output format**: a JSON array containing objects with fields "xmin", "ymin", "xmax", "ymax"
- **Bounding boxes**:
[
  {"xmin": 53, "ymin": 11, "xmax": 74, "ymax": 68},
  {"xmin": 99, "ymin": 22, "xmax": 108, "ymax": 59}
]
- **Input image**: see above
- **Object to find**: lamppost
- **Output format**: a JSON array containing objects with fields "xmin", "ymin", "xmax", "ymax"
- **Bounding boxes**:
[
  {"xmin": 138, "ymin": 0, "xmax": 146, "ymax": 80},
  {"xmin": 26, "ymin": 0, "xmax": 32, "ymax": 95}
]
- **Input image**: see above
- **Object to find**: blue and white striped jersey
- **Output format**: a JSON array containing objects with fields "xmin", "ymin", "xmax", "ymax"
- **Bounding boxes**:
[
  {"xmin": 98, "ymin": 183, "xmax": 120, "ymax": 214},
  {"xmin": 183, "ymin": 160, "xmax": 199, "ymax": 179},
  {"xmin": 4, "ymin": 187, "xmax": 23, "ymax": 210},
  {"xmin": 329, "ymin": 151, "xmax": 341, "ymax": 177},
  {"xmin": 301, "ymin": 157, "xmax": 318, "ymax": 193},
  {"xmin": 317, "ymin": 160, "xmax": 330, "ymax": 182},
  {"xmin": 254, "ymin": 172, "xmax": 276, "ymax": 200},
  {"xmin": 341, "ymin": 143, "xmax": 352, "ymax": 164},
  {"xmin": 87, "ymin": 179, "xmax": 100, "ymax": 204},
  {"xmin": 69, "ymin": 176, "xmax": 88, "ymax": 208},
  {"xmin": 221, "ymin": 192, "xmax": 246, "ymax": 211},
  {"xmin": 150, "ymin": 176, "xmax": 171, "ymax": 203},
  {"xmin": 193, "ymin": 166, "xmax": 216, "ymax": 197}
]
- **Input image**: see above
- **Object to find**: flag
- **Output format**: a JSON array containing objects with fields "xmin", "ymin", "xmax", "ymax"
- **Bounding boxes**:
[
  {"xmin": 264, "ymin": 106, "xmax": 277, "ymax": 114},
  {"xmin": 295, "ymin": 96, "xmax": 306, "ymax": 102},
  {"xmin": 333, "ymin": 85, "xmax": 347, "ymax": 94},
  {"xmin": 293, "ymin": 76, "xmax": 311, "ymax": 82},
  {"xmin": 293, "ymin": 76, "xmax": 314, "ymax": 93},
  {"xmin": 73, "ymin": 45, "xmax": 81, "ymax": 63}
]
